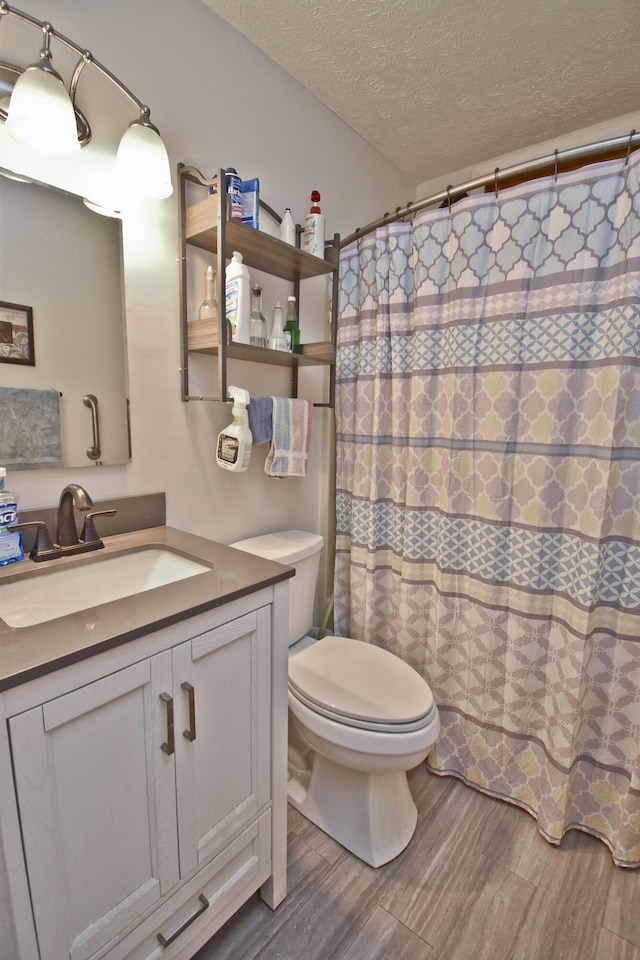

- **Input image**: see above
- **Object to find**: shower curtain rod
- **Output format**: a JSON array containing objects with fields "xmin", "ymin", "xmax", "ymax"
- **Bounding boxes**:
[{"xmin": 341, "ymin": 129, "xmax": 640, "ymax": 248}]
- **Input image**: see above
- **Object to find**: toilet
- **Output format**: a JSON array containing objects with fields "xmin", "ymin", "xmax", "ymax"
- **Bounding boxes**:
[{"xmin": 230, "ymin": 530, "xmax": 440, "ymax": 867}]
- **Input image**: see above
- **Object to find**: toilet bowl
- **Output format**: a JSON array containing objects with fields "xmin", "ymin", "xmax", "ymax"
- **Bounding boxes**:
[{"xmin": 230, "ymin": 530, "xmax": 440, "ymax": 867}]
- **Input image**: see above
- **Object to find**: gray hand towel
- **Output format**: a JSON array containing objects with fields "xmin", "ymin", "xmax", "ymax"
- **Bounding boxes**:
[
  {"xmin": 0, "ymin": 386, "xmax": 62, "ymax": 469},
  {"xmin": 247, "ymin": 396, "xmax": 273, "ymax": 445}
]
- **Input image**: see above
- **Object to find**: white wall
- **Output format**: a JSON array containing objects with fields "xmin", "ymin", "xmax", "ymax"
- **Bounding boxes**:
[{"xmin": 0, "ymin": 0, "xmax": 415, "ymax": 613}]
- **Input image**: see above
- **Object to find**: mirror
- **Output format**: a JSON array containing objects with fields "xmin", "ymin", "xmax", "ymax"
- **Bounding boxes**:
[{"xmin": 0, "ymin": 168, "xmax": 131, "ymax": 469}]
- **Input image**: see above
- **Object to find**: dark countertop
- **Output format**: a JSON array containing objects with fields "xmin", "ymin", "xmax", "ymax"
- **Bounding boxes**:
[{"xmin": 0, "ymin": 526, "xmax": 293, "ymax": 692}]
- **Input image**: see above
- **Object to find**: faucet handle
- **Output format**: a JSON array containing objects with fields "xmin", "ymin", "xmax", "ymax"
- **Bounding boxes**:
[
  {"xmin": 79, "ymin": 509, "xmax": 117, "ymax": 546},
  {"xmin": 9, "ymin": 521, "xmax": 56, "ymax": 560}
]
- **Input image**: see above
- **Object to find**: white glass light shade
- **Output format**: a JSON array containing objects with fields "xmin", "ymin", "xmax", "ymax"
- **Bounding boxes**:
[
  {"xmin": 6, "ymin": 64, "xmax": 80, "ymax": 156},
  {"xmin": 116, "ymin": 120, "xmax": 173, "ymax": 200}
]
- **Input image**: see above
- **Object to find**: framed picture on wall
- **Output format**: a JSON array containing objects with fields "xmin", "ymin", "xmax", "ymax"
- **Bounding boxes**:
[{"xmin": 0, "ymin": 300, "xmax": 35, "ymax": 366}]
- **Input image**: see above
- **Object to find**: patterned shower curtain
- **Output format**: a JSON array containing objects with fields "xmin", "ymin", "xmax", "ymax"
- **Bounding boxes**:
[{"xmin": 334, "ymin": 151, "xmax": 640, "ymax": 866}]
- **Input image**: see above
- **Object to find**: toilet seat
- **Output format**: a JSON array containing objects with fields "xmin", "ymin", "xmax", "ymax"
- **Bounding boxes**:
[{"xmin": 288, "ymin": 635, "xmax": 436, "ymax": 733}]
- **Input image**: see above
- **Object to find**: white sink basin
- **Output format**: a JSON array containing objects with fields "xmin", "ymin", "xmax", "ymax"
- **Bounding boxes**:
[{"xmin": 0, "ymin": 548, "xmax": 211, "ymax": 628}]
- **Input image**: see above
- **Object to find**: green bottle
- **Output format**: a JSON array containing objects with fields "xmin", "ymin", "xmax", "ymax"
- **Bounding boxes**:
[{"xmin": 284, "ymin": 296, "xmax": 301, "ymax": 354}]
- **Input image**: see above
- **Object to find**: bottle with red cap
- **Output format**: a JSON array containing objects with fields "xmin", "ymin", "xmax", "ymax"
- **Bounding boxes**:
[{"xmin": 302, "ymin": 189, "xmax": 325, "ymax": 257}]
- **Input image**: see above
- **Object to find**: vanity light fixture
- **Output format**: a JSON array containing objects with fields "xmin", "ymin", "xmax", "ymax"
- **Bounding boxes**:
[{"xmin": 0, "ymin": 2, "xmax": 173, "ymax": 199}]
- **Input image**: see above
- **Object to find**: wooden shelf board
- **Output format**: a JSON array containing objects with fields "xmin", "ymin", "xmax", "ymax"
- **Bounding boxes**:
[
  {"xmin": 187, "ymin": 336, "xmax": 335, "ymax": 367},
  {"xmin": 185, "ymin": 195, "xmax": 337, "ymax": 281}
]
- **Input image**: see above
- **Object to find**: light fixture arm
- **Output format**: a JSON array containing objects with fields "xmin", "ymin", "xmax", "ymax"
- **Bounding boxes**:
[
  {"xmin": 38, "ymin": 22, "xmax": 53, "ymax": 63},
  {"xmin": 69, "ymin": 51, "xmax": 91, "ymax": 108},
  {"xmin": 0, "ymin": 1, "xmax": 151, "ymax": 119},
  {"xmin": 28, "ymin": 21, "xmax": 63, "ymax": 86}
]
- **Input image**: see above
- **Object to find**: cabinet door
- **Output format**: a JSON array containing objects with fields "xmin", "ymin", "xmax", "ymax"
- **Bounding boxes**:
[
  {"xmin": 9, "ymin": 653, "xmax": 179, "ymax": 960},
  {"xmin": 173, "ymin": 607, "xmax": 272, "ymax": 877}
]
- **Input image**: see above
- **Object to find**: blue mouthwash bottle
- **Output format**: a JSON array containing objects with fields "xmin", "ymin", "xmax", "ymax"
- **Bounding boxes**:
[{"xmin": 0, "ymin": 467, "xmax": 24, "ymax": 565}]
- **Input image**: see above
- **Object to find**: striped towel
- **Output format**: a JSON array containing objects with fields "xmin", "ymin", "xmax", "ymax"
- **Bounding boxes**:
[{"xmin": 264, "ymin": 398, "xmax": 313, "ymax": 478}]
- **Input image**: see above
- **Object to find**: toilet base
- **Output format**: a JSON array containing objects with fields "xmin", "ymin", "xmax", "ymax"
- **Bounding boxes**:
[{"xmin": 287, "ymin": 752, "xmax": 418, "ymax": 868}]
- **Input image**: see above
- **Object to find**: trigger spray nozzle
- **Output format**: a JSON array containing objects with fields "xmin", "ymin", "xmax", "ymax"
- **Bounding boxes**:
[{"xmin": 228, "ymin": 386, "xmax": 250, "ymax": 411}]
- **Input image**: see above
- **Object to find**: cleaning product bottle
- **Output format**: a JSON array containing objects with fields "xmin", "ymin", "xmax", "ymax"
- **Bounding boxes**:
[
  {"xmin": 216, "ymin": 386, "xmax": 252, "ymax": 472},
  {"xmin": 268, "ymin": 301, "xmax": 288, "ymax": 351},
  {"xmin": 0, "ymin": 467, "xmax": 23, "ymax": 565},
  {"xmin": 284, "ymin": 295, "xmax": 301, "ymax": 353},
  {"xmin": 302, "ymin": 190, "xmax": 325, "ymax": 257},
  {"xmin": 197, "ymin": 265, "xmax": 217, "ymax": 323},
  {"xmin": 225, "ymin": 251, "xmax": 250, "ymax": 343},
  {"xmin": 280, "ymin": 207, "xmax": 296, "ymax": 245}
]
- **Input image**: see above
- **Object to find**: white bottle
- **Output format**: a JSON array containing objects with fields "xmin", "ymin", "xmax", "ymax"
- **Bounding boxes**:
[
  {"xmin": 216, "ymin": 386, "xmax": 252, "ymax": 472},
  {"xmin": 268, "ymin": 302, "xmax": 288, "ymax": 351},
  {"xmin": 302, "ymin": 190, "xmax": 325, "ymax": 257},
  {"xmin": 0, "ymin": 467, "xmax": 23, "ymax": 565},
  {"xmin": 280, "ymin": 208, "xmax": 296, "ymax": 245},
  {"xmin": 225, "ymin": 251, "xmax": 250, "ymax": 343}
]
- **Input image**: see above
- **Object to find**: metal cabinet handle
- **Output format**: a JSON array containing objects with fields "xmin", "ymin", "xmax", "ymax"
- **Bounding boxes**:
[
  {"xmin": 160, "ymin": 692, "xmax": 174, "ymax": 755},
  {"xmin": 181, "ymin": 681, "xmax": 196, "ymax": 741},
  {"xmin": 83, "ymin": 393, "xmax": 102, "ymax": 461},
  {"xmin": 157, "ymin": 893, "xmax": 209, "ymax": 948}
]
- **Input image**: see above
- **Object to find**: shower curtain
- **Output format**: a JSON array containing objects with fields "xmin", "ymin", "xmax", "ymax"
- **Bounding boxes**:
[{"xmin": 334, "ymin": 151, "xmax": 640, "ymax": 866}]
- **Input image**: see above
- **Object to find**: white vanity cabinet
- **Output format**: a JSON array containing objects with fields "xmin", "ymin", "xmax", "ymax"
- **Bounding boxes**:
[{"xmin": 1, "ymin": 584, "xmax": 288, "ymax": 960}]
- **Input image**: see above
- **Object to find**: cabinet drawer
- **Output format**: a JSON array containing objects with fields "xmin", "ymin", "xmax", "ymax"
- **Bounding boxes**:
[{"xmin": 101, "ymin": 810, "xmax": 271, "ymax": 960}]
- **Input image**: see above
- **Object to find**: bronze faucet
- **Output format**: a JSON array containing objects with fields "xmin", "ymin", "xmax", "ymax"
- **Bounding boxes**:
[
  {"xmin": 9, "ymin": 484, "xmax": 116, "ymax": 562},
  {"xmin": 56, "ymin": 483, "xmax": 94, "ymax": 547}
]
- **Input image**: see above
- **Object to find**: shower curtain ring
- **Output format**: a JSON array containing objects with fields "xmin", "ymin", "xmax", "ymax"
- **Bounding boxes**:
[
  {"xmin": 494, "ymin": 167, "xmax": 500, "ymax": 197},
  {"xmin": 625, "ymin": 129, "xmax": 636, "ymax": 165},
  {"xmin": 446, "ymin": 185, "xmax": 452, "ymax": 211},
  {"xmin": 554, "ymin": 149, "xmax": 559, "ymax": 181}
]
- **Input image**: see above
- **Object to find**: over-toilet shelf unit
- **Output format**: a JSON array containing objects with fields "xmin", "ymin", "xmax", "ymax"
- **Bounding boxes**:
[{"xmin": 178, "ymin": 163, "xmax": 340, "ymax": 407}]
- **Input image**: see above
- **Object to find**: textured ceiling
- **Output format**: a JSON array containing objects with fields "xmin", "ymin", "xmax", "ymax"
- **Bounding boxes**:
[{"xmin": 199, "ymin": 0, "xmax": 640, "ymax": 185}]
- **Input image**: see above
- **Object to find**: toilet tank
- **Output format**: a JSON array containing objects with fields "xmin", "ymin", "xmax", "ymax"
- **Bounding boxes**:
[{"xmin": 230, "ymin": 530, "xmax": 324, "ymax": 646}]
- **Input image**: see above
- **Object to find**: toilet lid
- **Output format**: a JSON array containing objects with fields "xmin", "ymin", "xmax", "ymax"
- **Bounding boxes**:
[{"xmin": 288, "ymin": 635, "xmax": 434, "ymax": 726}]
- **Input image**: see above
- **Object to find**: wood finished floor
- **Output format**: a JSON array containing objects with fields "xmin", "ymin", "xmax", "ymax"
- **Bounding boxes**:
[{"xmin": 195, "ymin": 765, "xmax": 640, "ymax": 960}]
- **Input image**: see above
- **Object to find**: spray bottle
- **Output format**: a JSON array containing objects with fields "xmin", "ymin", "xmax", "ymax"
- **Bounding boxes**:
[{"xmin": 216, "ymin": 386, "xmax": 252, "ymax": 472}]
